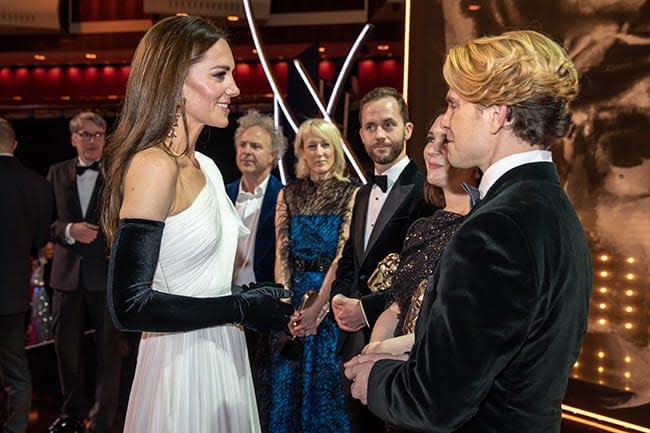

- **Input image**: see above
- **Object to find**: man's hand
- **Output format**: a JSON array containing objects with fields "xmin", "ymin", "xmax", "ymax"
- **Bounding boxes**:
[
  {"xmin": 343, "ymin": 352, "xmax": 408, "ymax": 405},
  {"xmin": 331, "ymin": 294, "xmax": 366, "ymax": 332},
  {"xmin": 70, "ymin": 222, "xmax": 99, "ymax": 244}
]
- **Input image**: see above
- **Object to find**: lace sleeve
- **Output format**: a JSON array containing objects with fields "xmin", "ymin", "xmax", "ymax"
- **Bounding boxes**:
[
  {"xmin": 333, "ymin": 184, "xmax": 359, "ymax": 263},
  {"xmin": 274, "ymin": 188, "xmax": 292, "ymax": 289}
]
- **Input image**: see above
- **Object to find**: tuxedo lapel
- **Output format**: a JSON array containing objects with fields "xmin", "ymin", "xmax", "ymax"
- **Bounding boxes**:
[
  {"xmin": 85, "ymin": 174, "xmax": 103, "ymax": 224},
  {"xmin": 354, "ymin": 186, "xmax": 371, "ymax": 264},
  {"xmin": 63, "ymin": 161, "xmax": 83, "ymax": 220},
  {"xmin": 362, "ymin": 161, "xmax": 418, "ymax": 262},
  {"xmin": 364, "ymin": 181, "xmax": 414, "ymax": 257}
]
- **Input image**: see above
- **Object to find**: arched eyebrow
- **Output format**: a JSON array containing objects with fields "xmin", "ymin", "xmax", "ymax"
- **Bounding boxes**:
[{"xmin": 209, "ymin": 64, "xmax": 232, "ymax": 71}]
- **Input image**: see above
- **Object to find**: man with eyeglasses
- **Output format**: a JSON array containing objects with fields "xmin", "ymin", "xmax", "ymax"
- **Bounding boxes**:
[{"xmin": 46, "ymin": 112, "xmax": 123, "ymax": 433}]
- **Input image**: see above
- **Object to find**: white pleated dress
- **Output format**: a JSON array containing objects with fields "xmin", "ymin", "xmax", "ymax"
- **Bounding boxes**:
[{"xmin": 123, "ymin": 152, "xmax": 260, "ymax": 433}]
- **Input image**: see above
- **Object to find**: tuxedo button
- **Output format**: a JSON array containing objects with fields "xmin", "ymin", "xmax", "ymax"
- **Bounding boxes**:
[{"xmin": 359, "ymin": 274, "xmax": 367, "ymax": 282}]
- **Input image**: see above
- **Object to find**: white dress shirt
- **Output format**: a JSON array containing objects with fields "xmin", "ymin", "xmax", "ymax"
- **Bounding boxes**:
[
  {"xmin": 364, "ymin": 156, "xmax": 410, "ymax": 250},
  {"xmin": 64, "ymin": 159, "xmax": 100, "ymax": 244},
  {"xmin": 232, "ymin": 175, "xmax": 270, "ymax": 286}
]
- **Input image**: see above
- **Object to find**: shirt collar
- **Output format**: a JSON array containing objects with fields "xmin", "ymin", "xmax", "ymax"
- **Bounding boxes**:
[
  {"xmin": 0, "ymin": 153, "xmax": 13, "ymax": 157},
  {"xmin": 479, "ymin": 150, "xmax": 552, "ymax": 198},
  {"xmin": 77, "ymin": 158, "xmax": 100, "ymax": 167},
  {"xmin": 238, "ymin": 174, "xmax": 270, "ymax": 199}
]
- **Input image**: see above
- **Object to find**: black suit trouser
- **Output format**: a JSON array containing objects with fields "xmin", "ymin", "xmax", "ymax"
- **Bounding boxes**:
[
  {"xmin": 0, "ymin": 312, "xmax": 31, "ymax": 433},
  {"xmin": 52, "ymin": 288, "xmax": 122, "ymax": 433}
]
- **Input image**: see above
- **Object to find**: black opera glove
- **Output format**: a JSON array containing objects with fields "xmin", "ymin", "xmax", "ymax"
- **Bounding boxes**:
[
  {"xmin": 108, "ymin": 218, "xmax": 293, "ymax": 333},
  {"xmin": 232, "ymin": 281, "xmax": 285, "ymax": 295},
  {"xmin": 234, "ymin": 284, "xmax": 294, "ymax": 332}
]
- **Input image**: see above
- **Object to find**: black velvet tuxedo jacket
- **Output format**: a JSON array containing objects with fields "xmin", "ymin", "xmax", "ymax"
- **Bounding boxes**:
[
  {"xmin": 47, "ymin": 158, "xmax": 108, "ymax": 292},
  {"xmin": 0, "ymin": 156, "xmax": 53, "ymax": 315},
  {"xmin": 225, "ymin": 174, "xmax": 282, "ymax": 283},
  {"xmin": 368, "ymin": 162, "xmax": 592, "ymax": 433},
  {"xmin": 332, "ymin": 160, "xmax": 435, "ymax": 352}
]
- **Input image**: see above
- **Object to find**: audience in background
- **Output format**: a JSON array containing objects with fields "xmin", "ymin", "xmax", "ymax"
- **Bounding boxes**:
[{"xmin": 28, "ymin": 241, "xmax": 55, "ymax": 344}]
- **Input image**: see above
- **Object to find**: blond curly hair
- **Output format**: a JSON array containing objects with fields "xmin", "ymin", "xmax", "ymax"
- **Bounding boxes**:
[{"xmin": 443, "ymin": 30, "xmax": 579, "ymax": 148}]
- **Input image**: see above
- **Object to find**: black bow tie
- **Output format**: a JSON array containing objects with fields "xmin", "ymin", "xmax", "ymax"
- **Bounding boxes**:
[
  {"xmin": 368, "ymin": 173, "xmax": 388, "ymax": 193},
  {"xmin": 462, "ymin": 182, "xmax": 481, "ymax": 208},
  {"xmin": 76, "ymin": 161, "xmax": 100, "ymax": 176}
]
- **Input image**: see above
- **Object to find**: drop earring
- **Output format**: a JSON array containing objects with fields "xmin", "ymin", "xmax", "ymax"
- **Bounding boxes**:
[{"xmin": 168, "ymin": 105, "xmax": 180, "ymax": 139}]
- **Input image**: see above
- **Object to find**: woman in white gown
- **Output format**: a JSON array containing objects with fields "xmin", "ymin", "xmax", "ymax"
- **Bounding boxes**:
[{"xmin": 100, "ymin": 16, "xmax": 293, "ymax": 433}]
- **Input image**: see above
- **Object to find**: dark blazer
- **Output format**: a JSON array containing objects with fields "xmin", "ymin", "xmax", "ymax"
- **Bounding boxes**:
[
  {"xmin": 225, "ymin": 174, "xmax": 282, "ymax": 283},
  {"xmin": 0, "ymin": 155, "xmax": 53, "ymax": 315},
  {"xmin": 332, "ymin": 160, "xmax": 435, "ymax": 351},
  {"xmin": 368, "ymin": 162, "xmax": 592, "ymax": 433},
  {"xmin": 47, "ymin": 158, "xmax": 108, "ymax": 292}
]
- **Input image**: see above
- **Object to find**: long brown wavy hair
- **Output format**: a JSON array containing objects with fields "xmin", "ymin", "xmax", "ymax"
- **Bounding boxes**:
[{"xmin": 101, "ymin": 16, "xmax": 228, "ymax": 245}]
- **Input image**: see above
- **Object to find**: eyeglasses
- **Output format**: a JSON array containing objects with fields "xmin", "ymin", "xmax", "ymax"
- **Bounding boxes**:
[{"xmin": 76, "ymin": 131, "xmax": 105, "ymax": 141}]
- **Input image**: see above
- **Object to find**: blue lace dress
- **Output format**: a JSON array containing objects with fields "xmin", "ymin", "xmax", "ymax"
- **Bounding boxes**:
[{"xmin": 257, "ymin": 177, "xmax": 357, "ymax": 433}]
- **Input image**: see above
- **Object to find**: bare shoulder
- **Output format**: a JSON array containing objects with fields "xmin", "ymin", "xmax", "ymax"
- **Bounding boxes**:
[
  {"xmin": 120, "ymin": 147, "xmax": 178, "ymax": 220},
  {"xmin": 129, "ymin": 147, "xmax": 177, "ymax": 174}
]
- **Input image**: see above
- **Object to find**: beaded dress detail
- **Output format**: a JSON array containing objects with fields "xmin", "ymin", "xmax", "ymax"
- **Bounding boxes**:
[{"xmin": 390, "ymin": 209, "xmax": 465, "ymax": 337}]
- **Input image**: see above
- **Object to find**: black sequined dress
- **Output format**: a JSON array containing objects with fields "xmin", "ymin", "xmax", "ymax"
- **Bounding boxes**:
[
  {"xmin": 390, "ymin": 209, "xmax": 465, "ymax": 336},
  {"xmin": 385, "ymin": 209, "xmax": 465, "ymax": 433}
]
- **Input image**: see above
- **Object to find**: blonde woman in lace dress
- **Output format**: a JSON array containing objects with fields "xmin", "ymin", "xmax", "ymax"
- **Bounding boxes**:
[{"xmin": 256, "ymin": 119, "xmax": 358, "ymax": 433}]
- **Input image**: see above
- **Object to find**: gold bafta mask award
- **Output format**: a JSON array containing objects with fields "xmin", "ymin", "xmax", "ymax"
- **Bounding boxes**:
[{"xmin": 367, "ymin": 252, "xmax": 400, "ymax": 293}]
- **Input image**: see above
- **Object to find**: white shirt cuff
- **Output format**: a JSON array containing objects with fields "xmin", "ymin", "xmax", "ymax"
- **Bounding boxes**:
[
  {"xmin": 359, "ymin": 299, "xmax": 370, "ymax": 328},
  {"xmin": 64, "ymin": 223, "xmax": 76, "ymax": 245}
]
